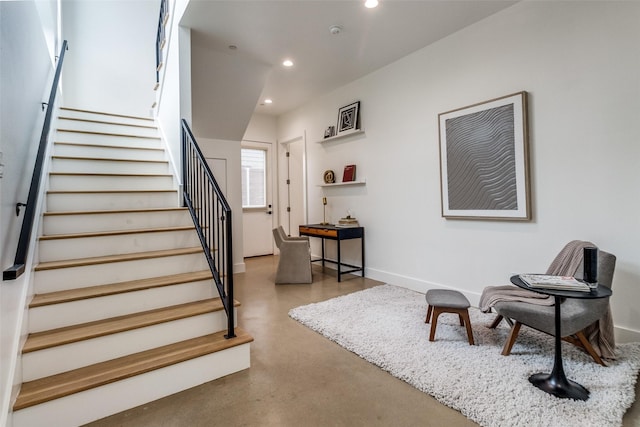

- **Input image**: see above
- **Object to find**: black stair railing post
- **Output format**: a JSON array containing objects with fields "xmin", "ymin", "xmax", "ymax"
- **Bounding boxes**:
[{"xmin": 225, "ymin": 212, "xmax": 235, "ymax": 338}]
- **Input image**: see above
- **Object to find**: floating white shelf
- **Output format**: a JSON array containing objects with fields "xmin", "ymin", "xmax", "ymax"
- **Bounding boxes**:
[
  {"xmin": 319, "ymin": 179, "xmax": 366, "ymax": 188},
  {"xmin": 316, "ymin": 128, "xmax": 364, "ymax": 144}
]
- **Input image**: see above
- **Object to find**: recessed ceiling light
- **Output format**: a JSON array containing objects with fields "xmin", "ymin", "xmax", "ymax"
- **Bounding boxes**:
[
  {"xmin": 364, "ymin": 0, "xmax": 378, "ymax": 8},
  {"xmin": 282, "ymin": 59, "xmax": 294, "ymax": 67},
  {"xmin": 264, "ymin": 99, "xmax": 273, "ymax": 104},
  {"xmin": 228, "ymin": 45, "xmax": 237, "ymax": 50}
]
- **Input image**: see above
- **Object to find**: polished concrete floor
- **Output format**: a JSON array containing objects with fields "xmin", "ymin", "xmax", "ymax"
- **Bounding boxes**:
[{"xmin": 87, "ymin": 256, "xmax": 640, "ymax": 427}]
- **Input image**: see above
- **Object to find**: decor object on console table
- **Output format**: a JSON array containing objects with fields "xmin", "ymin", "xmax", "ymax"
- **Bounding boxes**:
[
  {"xmin": 438, "ymin": 91, "xmax": 530, "ymax": 220},
  {"xmin": 321, "ymin": 197, "xmax": 329, "ymax": 225},
  {"xmin": 337, "ymin": 214, "xmax": 359, "ymax": 228},
  {"xmin": 337, "ymin": 101, "xmax": 360, "ymax": 135}
]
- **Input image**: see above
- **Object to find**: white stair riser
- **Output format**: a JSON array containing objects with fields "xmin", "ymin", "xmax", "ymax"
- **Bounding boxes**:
[
  {"xmin": 46, "ymin": 191, "xmax": 178, "ymax": 212},
  {"xmin": 43, "ymin": 209, "xmax": 192, "ymax": 235},
  {"xmin": 58, "ymin": 110, "xmax": 155, "ymax": 127},
  {"xmin": 14, "ymin": 344, "xmax": 250, "ymax": 427},
  {"xmin": 48, "ymin": 174, "xmax": 174, "ymax": 191},
  {"xmin": 28, "ymin": 280, "xmax": 216, "ymax": 333},
  {"xmin": 34, "ymin": 252, "xmax": 209, "ymax": 293},
  {"xmin": 56, "ymin": 130, "xmax": 162, "ymax": 149},
  {"xmin": 57, "ymin": 118, "xmax": 159, "ymax": 138},
  {"xmin": 51, "ymin": 157, "xmax": 169, "ymax": 175},
  {"xmin": 38, "ymin": 229, "xmax": 200, "ymax": 262},
  {"xmin": 22, "ymin": 309, "xmax": 236, "ymax": 381},
  {"xmin": 53, "ymin": 143, "xmax": 165, "ymax": 161}
]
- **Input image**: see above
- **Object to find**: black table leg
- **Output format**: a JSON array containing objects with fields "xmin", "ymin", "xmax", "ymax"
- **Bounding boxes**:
[
  {"xmin": 337, "ymin": 238, "xmax": 341, "ymax": 282},
  {"xmin": 361, "ymin": 229, "xmax": 365, "ymax": 278},
  {"xmin": 321, "ymin": 238, "xmax": 325, "ymax": 269},
  {"xmin": 528, "ymin": 295, "xmax": 590, "ymax": 400}
]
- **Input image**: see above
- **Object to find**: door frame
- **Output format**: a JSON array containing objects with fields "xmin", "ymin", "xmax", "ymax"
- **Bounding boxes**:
[{"xmin": 277, "ymin": 133, "xmax": 308, "ymax": 237}]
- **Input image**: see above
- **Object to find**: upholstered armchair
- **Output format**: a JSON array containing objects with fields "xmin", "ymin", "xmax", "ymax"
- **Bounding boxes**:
[
  {"xmin": 486, "ymin": 241, "xmax": 616, "ymax": 365},
  {"xmin": 272, "ymin": 226, "xmax": 312, "ymax": 284}
]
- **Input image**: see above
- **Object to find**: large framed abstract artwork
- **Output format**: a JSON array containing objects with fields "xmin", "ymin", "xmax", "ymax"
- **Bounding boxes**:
[{"xmin": 438, "ymin": 91, "xmax": 531, "ymax": 220}]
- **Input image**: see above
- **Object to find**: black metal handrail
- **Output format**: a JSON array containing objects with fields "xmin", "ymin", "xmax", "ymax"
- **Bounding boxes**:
[
  {"xmin": 3, "ymin": 40, "xmax": 69, "ymax": 281},
  {"xmin": 155, "ymin": 0, "xmax": 168, "ymax": 84},
  {"xmin": 181, "ymin": 120, "xmax": 235, "ymax": 338}
]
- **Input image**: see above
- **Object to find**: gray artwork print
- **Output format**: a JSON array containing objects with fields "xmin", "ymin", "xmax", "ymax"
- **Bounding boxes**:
[{"xmin": 445, "ymin": 104, "xmax": 517, "ymax": 211}]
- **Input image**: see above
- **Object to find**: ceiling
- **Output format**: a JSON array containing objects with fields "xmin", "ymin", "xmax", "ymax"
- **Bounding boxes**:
[{"xmin": 181, "ymin": 1, "xmax": 516, "ymax": 117}]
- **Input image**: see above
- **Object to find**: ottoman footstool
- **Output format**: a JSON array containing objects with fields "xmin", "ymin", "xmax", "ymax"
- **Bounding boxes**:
[{"xmin": 425, "ymin": 289, "xmax": 474, "ymax": 345}]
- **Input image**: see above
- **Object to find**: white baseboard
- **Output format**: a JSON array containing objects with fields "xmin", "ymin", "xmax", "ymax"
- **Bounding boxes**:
[
  {"xmin": 614, "ymin": 325, "xmax": 640, "ymax": 344},
  {"xmin": 234, "ymin": 262, "xmax": 246, "ymax": 274}
]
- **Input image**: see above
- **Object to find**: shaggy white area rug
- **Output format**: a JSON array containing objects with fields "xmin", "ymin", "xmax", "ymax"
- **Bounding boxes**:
[{"xmin": 289, "ymin": 285, "xmax": 640, "ymax": 427}]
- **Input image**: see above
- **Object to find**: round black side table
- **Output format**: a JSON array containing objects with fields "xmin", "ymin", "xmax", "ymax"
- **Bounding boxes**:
[{"xmin": 510, "ymin": 275, "xmax": 612, "ymax": 400}]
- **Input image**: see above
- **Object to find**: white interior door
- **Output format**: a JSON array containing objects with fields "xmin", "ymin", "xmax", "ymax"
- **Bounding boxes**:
[{"xmin": 241, "ymin": 141, "xmax": 274, "ymax": 257}]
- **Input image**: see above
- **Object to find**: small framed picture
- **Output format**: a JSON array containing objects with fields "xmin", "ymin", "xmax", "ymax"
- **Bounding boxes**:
[
  {"xmin": 324, "ymin": 126, "xmax": 335, "ymax": 138},
  {"xmin": 337, "ymin": 101, "xmax": 360, "ymax": 135}
]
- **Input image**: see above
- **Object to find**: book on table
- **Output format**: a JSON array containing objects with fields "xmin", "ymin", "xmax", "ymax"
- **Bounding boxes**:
[
  {"xmin": 336, "ymin": 217, "xmax": 359, "ymax": 227},
  {"xmin": 519, "ymin": 274, "xmax": 591, "ymax": 292}
]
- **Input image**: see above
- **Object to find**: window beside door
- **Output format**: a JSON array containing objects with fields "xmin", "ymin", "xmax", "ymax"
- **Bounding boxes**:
[{"xmin": 241, "ymin": 148, "xmax": 266, "ymax": 209}]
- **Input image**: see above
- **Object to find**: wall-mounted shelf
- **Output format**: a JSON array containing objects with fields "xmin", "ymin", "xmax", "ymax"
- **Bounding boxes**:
[
  {"xmin": 316, "ymin": 128, "xmax": 364, "ymax": 144},
  {"xmin": 319, "ymin": 179, "xmax": 366, "ymax": 188}
]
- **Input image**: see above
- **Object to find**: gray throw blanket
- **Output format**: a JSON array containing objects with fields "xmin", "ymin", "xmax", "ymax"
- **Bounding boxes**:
[{"xmin": 479, "ymin": 240, "xmax": 616, "ymax": 361}]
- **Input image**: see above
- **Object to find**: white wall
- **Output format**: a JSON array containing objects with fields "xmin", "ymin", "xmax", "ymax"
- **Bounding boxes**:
[
  {"xmin": 0, "ymin": 1, "xmax": 59, "ymax": 423},
  {"xmin": 196, "ymin": 138, "xmax": 245, "ymax": 273},
  {"xmin": 244, "ymin": 113, "xmax": 277, "ymax": 143},
  {"xmin": 176, "ymin": 130, "xmax": 246, "ymax": 273},
  {"xmin": 61, "ymin": 0, "xmax": 157, "ymax": 117},
  {"xmin": 277, "ymin": 2, "xmax": 640, "ymax": 339}
]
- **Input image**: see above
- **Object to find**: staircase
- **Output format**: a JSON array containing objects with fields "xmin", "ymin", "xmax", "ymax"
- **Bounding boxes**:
[{"xmin": 12, "ymin": 108, "xmax": 252, "ymax": 427}]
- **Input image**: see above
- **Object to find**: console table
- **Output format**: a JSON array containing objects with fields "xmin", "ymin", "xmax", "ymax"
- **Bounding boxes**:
[
  {"xmin": 510, "ymin": 275, "xmax": 612, "ymax": 400},
  {"xmin": 299, "ymin": 224, "xmax": 365, "ymax": 282}
]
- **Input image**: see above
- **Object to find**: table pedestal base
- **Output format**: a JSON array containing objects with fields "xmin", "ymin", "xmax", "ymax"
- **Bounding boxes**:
[{"xmin": 529, "ymin": 372, "xmax": 589, "ymax": 401}]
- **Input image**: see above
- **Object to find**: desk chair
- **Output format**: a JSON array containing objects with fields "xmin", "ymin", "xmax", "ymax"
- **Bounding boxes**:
[{"xmin": 272, "ymin": 226, "xmax": 312, "ymax": 284}]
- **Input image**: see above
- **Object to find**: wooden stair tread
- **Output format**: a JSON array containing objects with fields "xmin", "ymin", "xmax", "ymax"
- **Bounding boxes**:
[
  {"xmin": 60, "ymin": 107, "xmax": 155, "ymax": 121},
  {"xmin": 30, "ymin": 270, "xmax": 213, "ymax": 308},
  {"xmin": 22, "ymin": 298, "xmax": 240, "ymax": 353},
  {"xmin": 49, "ymin": 172, "xmax": 172, "ymax": 177},
  {"xmin": 57, "ymin": 128, "xmax": 160, "ymax": 140},
  {"xmin": 47, "ymin": 189, "xmax": 175, "ymax": 194},
  {"xmin": 58, "ymin": 116, "xmax": 157, "ymax": 129},
  {"xmin": 35, "ymin": 247, "xmax": 203, "ymax": 271},
  {"xmin": 44, "ymin": 207, "xmax": 188, "ymax": 216},
  {"xmin": 40, "ymin": 225, "xmax": 195, "ymax": 240},
  {"xmin": 52, "ymin": 155, "xmax": 167, "ymax": 164},
  {"xmin": 14, "ymin": 328, "xmax": 253, "ymax": 411}
]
